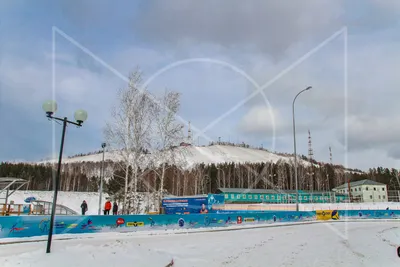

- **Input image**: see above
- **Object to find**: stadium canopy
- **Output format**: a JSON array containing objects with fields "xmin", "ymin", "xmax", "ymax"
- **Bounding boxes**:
[{"xmin": 0, "ymin": 177, "xmax": 29, "ymax": 206}]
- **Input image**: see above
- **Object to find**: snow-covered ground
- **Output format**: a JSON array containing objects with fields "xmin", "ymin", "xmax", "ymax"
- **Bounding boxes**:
[
  {"xmin": 0, "ymin": 221, "xmax": 399, "ymax": 267},
  {"xmin": 0, "ymin": 190, "xmax": 109, "ymax": 215},
  {"xmin": 38, "ymin": 145, "xmax": 311, "ymax": 168}
]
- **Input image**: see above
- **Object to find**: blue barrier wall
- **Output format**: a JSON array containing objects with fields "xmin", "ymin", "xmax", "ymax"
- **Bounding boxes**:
[
  {"xmin": 0, "ymin": 211, "xmax": 315, "ymax": 239},
  {"xmin": 0, "ymin": 210, "xmax": 399, "ymax": 239},
  {"xmin": 162, "ymin": 194, "xmax": 224, "ymax": 214},
  {"xmin": 339, "ymin": 209, "xmax": 400, "ymax": 219}
]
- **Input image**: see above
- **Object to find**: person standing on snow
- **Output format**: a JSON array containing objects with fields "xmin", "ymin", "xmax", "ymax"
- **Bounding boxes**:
[
  {"xmin": 104, "ymin": 200, "xmax": 112, "ymax": 215},
  {"xmin": 112, "ymin": 201, "xmax": 118, "ymax": 215},
  {"xmin": 80, "ymin": 200, "xmax": 88, "ymax": 215}
]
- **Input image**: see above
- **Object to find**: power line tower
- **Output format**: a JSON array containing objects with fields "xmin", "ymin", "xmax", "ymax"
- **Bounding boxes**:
[
  {"xmin": 307, "ymin": 129, "xmax": 315, "ymax": 191},
  {"xmin": 329, "ymin": 146, "xmax": 333, "ymax": 165},
  {"xmin": 187, "ymin": 121, "xmax": 193, "ymax": 145},
  {"xmin": 308, "ymin": 129, "xmax": 314, "ymax": 162}
]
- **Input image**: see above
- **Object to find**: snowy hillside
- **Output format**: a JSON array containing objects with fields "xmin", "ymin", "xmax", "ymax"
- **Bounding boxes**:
[{"xmin": 39, "ymin": 145, "xmax": 311, "ymax": 169}]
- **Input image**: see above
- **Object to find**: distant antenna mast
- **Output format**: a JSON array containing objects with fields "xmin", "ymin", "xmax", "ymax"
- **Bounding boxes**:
[
  {"xmin": 187, "ymin": 121, "xmax": 193, "ymax": 145},
  {"xmin": 308, "ymin": 129, "xmax": 314, "ymax": 162},
  {"xmin": 329, "ymin": 146, "xmax": 333, "ymax": 164}
]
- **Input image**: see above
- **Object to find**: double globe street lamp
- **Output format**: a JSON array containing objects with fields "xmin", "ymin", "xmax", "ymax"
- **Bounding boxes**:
[{"xmin": 42, "ymin": 100, "xmax": 88, "ymax": 253}]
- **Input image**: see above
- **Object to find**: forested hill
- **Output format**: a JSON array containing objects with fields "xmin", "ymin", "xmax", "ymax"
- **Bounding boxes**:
[{"xmin": 0, "ymin": 151, "xmax": 398, "ymax": 197}]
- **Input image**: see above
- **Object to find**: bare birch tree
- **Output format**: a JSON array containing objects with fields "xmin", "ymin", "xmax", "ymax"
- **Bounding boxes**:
[
  {"xmin": 151, "ymin": 90, "xmax": 185, "ymax": 204},
  {"xmin": 104, "ymin": 70, "xmax": 155, "ymax": 213}
]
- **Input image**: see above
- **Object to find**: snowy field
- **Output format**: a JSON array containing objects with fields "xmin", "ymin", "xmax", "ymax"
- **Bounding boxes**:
[{"xmin": 0, "ymin": 221, "xmax": 399, "ymax": 267}]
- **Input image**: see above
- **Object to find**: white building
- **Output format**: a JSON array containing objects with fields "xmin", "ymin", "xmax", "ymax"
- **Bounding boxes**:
[{"xmin": 333, "ymin": 179, "xmax": 388, "ymax": 203}]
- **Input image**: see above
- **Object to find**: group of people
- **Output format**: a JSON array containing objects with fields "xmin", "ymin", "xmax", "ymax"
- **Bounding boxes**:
[
  {"xmin": 80, "ymin": 200, "xmax": 119, "ymax": 215},
  {"xmin": 80, "ymin": 200, "xmax": 208, "ymax": 215}
]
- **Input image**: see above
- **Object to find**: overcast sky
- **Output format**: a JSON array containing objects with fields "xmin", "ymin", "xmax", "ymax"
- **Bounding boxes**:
[{"xmin": 1, "ymin": 0, "xmax": 400, "ymax": 171}]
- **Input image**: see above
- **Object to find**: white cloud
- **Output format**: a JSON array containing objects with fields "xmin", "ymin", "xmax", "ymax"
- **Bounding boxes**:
[
  {"xmin": 238, "ymin": 105, "xmax": 278, "ymax": 135},
  {"xmin": 339, "ymin": 115, "xmax": 400, "ymax": 151}
]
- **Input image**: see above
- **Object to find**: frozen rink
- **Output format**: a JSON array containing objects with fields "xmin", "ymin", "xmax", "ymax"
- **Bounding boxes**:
[{"xmin": 0, "ymin": 221, "xmax": 399, "ymax": 267}]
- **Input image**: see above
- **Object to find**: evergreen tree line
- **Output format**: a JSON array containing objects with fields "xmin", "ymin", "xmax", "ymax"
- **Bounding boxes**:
[{"xmin": 1, "ymin": 161, "xmax": 399, "ymax": 196}]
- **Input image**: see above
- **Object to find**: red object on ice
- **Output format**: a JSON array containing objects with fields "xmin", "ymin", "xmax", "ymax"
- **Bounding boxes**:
[{"xmin": 116, "ymin": 218, "xmax": 125, "ymax": 225}]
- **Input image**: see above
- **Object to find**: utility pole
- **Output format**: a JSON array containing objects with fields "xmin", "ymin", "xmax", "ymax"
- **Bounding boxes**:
[
  {"xmin": 98, "ymin": 143, "xmax": 106, "ymax": 215},
  {"xmin": 187, "ymin": 121, "xmax": 193, "ymax": 145}
]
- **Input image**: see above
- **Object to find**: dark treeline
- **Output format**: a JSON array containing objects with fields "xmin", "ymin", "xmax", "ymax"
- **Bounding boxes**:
[{"xmin": 1, "ymin": 161, "xmax": 399, "ymax": 196}]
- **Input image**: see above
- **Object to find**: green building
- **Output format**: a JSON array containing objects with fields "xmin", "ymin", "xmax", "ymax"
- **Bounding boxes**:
[{"xmin": 216, "ymin": 188, "xmax": 348, "ymax": 204}]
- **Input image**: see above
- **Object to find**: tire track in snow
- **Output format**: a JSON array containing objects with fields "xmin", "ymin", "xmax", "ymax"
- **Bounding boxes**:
[
  {"xmin": 220, "ymin": 235, "xmax": 274, "ymax": 266},
  {"xmin": 377, "ymin": 226, "xmax": 399, "ymax": 248},
  {"xmin": 278, "ymin": 241, "xmax": 308, "ymax": 267}
]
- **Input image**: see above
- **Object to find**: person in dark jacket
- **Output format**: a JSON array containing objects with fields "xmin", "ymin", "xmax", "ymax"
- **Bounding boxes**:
[
  {"xmin": 80, "ymin": 200, "xmax": 88, "ymax": 215},
  {"xmin": 112, "ymin": 202, "xmax": 118, "ymax": 215}
]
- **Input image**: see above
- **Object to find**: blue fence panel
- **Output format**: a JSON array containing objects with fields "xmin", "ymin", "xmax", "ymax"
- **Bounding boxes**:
[
  {"xmin": 0, "ymin": 211, "xmax": 315, "ymax": 239},
  {"xmin": 162, "ymin": 197, "xmax": 208, "ymax": 214},
  {"xmin": 162, "ymin": 194, "xmax": 224, "ymax": 214},
  {"xmin": 338, "ymin": 209, "xmax": 400, "ymax": 219},
  {"xmin": 1, "ymin": 209, "xmax": 399, "ymax": 239},
  {"xmin": 207, "ymin": 194, "xmax": 224, "ymax": 209}
]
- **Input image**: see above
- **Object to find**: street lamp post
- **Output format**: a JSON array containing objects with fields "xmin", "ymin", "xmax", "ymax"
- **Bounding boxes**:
[
  {"xmin": 98, "ymin": 143, "xmax": 106, "ymax": 215},
  {"xmin": 42, "ymin": 100, "xmax": 88, "ymax": 253},
  {"xmin": 292, "ymin": 86, "xmax": 312, "ymax": 211}
]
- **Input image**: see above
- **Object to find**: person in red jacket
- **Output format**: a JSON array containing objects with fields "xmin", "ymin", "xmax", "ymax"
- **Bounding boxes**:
[{"xmin": 104, "ymin": 200, "xmax": 112, "ymax": 215}]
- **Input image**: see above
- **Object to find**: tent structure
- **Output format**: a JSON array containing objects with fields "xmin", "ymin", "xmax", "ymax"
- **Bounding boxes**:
[
  {"xmin": 0, "ymin": 177, "xmax": 29, "ymax": 206},
  {"xmin": 29, "ymin": 200, "xmax": 78, "ymax": 215}
]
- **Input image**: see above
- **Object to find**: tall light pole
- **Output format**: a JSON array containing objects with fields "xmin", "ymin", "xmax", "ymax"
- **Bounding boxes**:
[
  {"xmin": 292, "ymin": 86, "xmax": 312, "ymax": 211},
  {"xmin": 98, "ymin": 142, "xmax": 106, "ymax": 215},
  {"xmin": 42, "ymin": 100, "xmax": 88, "ymax": 253}
]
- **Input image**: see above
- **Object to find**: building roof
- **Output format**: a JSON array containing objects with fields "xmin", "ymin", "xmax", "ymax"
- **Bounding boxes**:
[
  {"xmin": 216, "ymin": 188, "xmax": 334, "ymax": 195},
  {"xmin": 334, "ymin": 179, "xmax": 385, "ymax": 190},
  {"xmin": 0, "ymin": 177, "xmax": 28, "ymax": 188},
  {"xmin": 0, "ymin": 177, "xmax": 27, "ymax": 183}
]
